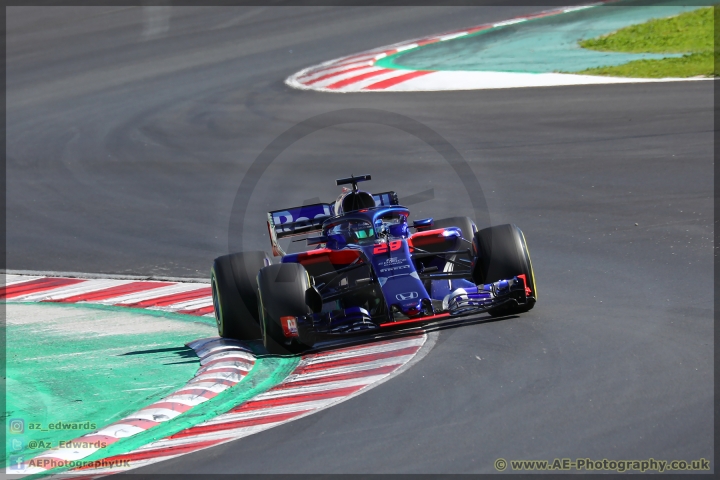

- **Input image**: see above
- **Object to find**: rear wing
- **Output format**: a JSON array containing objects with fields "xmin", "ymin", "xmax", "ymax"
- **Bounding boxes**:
[{"xmin": 267, "ymin": 191, "xmax": 399, "ymax": 256}]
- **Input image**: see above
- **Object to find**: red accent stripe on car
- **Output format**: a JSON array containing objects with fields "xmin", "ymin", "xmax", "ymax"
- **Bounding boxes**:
[
  {"xmin": 294, "ymin": 248, "xmax": 361, "ymax": 266},
  {"xmin": 517, "ymin": 274, "xmax": 532, "ymax": 296},
  {"xmin": 380, "ymin": 312, "xmax": 451, "ymax": 327},
  {"xmin": 407, "ymin": 228, "xmax": 451, "ymax": 249}
]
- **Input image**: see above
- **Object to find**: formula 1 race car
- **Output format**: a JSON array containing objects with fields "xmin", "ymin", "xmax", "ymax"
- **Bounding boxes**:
[{"xmin": 211, "ymin": 175, "xmax": 536, "ymax": 354}]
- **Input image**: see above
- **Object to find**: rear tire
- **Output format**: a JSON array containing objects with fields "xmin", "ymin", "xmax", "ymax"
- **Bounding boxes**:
[
  {"xmin": 257, "ymin": 262, "xmax": 313, "ymax": 355},
  {"xmin": 471, "ymin": 224, "xmax": 537, "ymax": 317},
  {"xmin": 211, "ymin": 251, "xmax": 271, "ymax": 340}
]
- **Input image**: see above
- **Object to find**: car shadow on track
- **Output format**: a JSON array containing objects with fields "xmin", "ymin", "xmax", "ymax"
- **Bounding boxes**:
[{"xmin": 118, "ymin": 345, "xmax": 198, "ymax": 365}]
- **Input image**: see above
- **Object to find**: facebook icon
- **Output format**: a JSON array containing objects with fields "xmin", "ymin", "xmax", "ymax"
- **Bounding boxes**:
[{"xmin": 9, "ymin": 456, "xmax": 25, "ymax": 470}]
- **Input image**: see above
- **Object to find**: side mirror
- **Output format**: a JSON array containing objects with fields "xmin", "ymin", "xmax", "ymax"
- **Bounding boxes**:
[
  {"xmin": 412, "ymin": 218, "xmax": 434, "ymax": 229},
  {"xmin": 388, "ymin": 223, "xmax": 408, "ymax": 238},
  {"xmin": 325, "ymin": 234, "xmax": 347, "ymax": 250}
]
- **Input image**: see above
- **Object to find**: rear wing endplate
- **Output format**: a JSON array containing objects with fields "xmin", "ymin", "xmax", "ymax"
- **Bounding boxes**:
[{"xmin": 267, "ymin": 191, "xmax": 399, "ymax": 256}]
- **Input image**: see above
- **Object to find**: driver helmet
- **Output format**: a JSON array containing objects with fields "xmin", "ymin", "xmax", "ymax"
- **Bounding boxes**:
[{"xmin": 334, "ymin": 189, "xmax": 376, "ymax": 215}]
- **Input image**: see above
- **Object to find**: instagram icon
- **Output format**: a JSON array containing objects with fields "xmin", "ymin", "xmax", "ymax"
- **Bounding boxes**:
[{"xmin": 9, "ymin": 418, "xmax": 25, "ymax": 434}]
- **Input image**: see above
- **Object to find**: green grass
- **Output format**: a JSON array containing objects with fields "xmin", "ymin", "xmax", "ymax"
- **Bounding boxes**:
[{"xmin": 576, "ymin": 6, "xmax": 716, "ymax": 78}]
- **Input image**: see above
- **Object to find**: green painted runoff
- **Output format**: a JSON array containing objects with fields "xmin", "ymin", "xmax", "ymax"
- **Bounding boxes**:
[
  {"xmin": 375, "ymin": 0, "xmax": 707, "ymax": 74},
  {"xmin": 25, "ymin": 345, "xmax": 300, "ymax": 478},
  {"xmin": 4, "ymin": 302, "xmax": 215, "ymax": 466}
]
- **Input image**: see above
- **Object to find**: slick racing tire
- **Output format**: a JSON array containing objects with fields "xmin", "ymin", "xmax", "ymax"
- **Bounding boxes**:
[
  {"xmin": 471, "ymin": 224, "xmax": 537, "ymax": 317},
  {"xmin": 432, "ymin": 216, "xmax": 477, "ymax": 243},
  {"xmin": 211, "ymin": 251, "xmax": 271, "ymax": 340},
  {"xmin": 257, "ymin": 262, "xmax": 313, "ymax": 355}
]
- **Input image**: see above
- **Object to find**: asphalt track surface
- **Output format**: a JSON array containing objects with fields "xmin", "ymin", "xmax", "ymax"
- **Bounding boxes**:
[{"xmin": 6, "ymin": 6, "xmax": 713, "ymax": 474}]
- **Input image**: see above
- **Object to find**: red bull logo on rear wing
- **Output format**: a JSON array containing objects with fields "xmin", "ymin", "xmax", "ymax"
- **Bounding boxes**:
[{"xmin": 267, "ymin": 192, "xmax": 399, "ymax": 256}]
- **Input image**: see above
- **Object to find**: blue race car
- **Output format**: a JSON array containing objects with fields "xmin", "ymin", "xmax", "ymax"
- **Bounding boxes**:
[{"xmin": 211, "ymin": 175, "xmax": 536, "ymax": 354}]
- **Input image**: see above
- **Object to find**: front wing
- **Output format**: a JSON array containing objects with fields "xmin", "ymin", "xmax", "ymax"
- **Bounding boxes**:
[{"xmin": 281, "ymin": 275, "xmax": 531, "ymax": 344}]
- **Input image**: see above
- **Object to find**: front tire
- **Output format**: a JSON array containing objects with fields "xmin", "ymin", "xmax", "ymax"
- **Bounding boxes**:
[
  {"xmin": 471, "ymin": 224, "xmax": 537, "ymax": 316},
  {"xmin": 211, "ymin": 251, "xmax": 271, "ymax": 340},
  {"xmin": 257, "ymin": 262, "xmax": 313, "ymax": 355}
]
